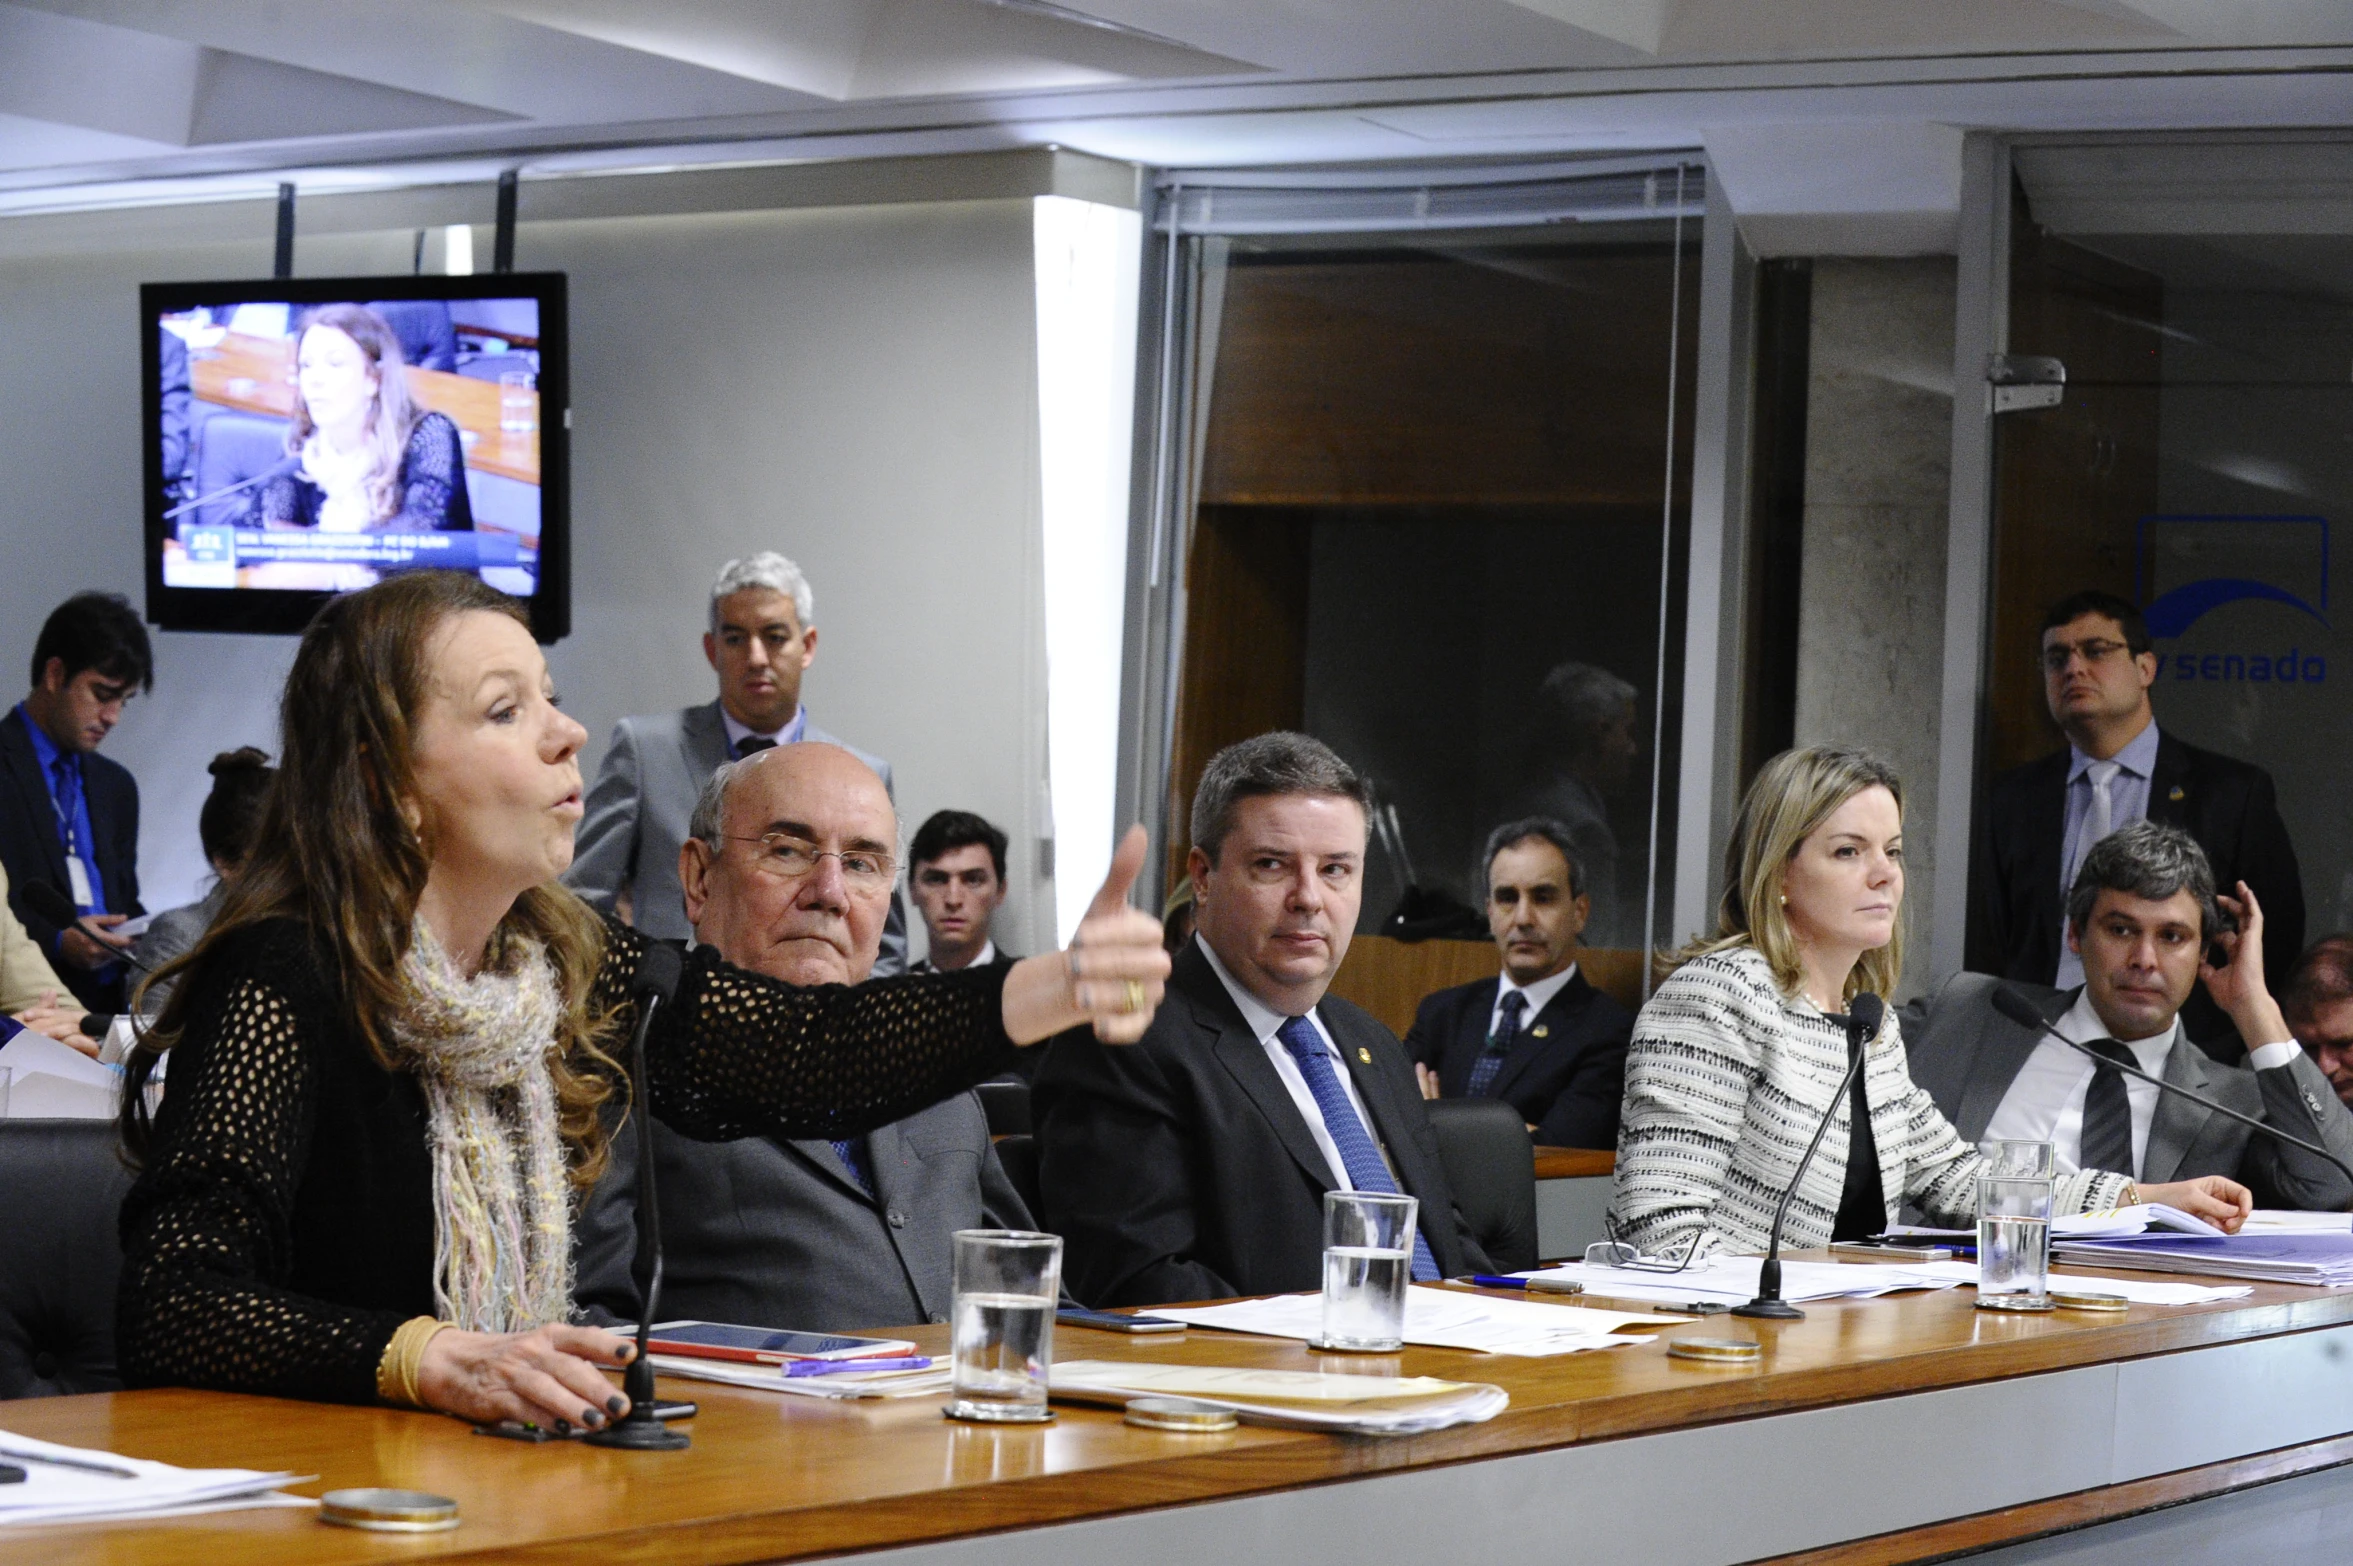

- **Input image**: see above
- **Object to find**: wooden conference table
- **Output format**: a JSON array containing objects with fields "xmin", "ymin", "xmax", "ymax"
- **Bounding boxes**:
[{"xmin": 11, "ymin": 1258, "xmax": 2353, "ymax": 1565}]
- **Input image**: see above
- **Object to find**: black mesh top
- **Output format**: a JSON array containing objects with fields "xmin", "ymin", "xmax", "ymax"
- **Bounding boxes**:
[
  {"xmin": 116, "ymin": 915, "xmax": 1017, "ymax": 1403},
  {"xmin": 251, "ymin": 411, "xmax": 475, "ymax": 532}
]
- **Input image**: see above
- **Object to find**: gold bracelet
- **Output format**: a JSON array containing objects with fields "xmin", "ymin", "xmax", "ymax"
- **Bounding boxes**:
[
  {"xmin": 375, "ymin": 1316, "xmax": 452, "ymax": 1409},
  {"xmin": 2121, "ymin": 1181, "xmax": 2140, "ymax": 1208}
]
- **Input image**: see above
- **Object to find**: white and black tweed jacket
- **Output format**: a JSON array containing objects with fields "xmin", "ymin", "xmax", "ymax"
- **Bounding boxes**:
[{"xmin": 1610, "ymin": 946, "xmax": 2129, "ymax": 1258}]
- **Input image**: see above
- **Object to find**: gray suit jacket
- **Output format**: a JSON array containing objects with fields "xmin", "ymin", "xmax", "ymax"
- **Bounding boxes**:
[
  {"xmin": 1904, "ymin": 972, "xmax": 2353, "ymax": 1210},
  {"xmin": 564, "ymin": 699, "xmax": 906, "ymax": 972},
  {"xmin": 574, "ymin": 1088, "xmax": 1034, "ymax": 1332}
]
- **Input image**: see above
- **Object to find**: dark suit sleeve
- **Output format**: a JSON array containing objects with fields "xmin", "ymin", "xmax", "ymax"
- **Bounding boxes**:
[
  {"xmin": 564, "ymin": 722, "xmax": 642, "ymax": 913},
  {"xmin": 1403, "ymin": 994, "xmax": 1447, "ymax": 1073},
  {"xmin": 1531, "ymin": 1018, "xmax": 1631, "ymax": 1150},
  {"xmin": 2236, "ymin": 770, "xmax": 2305, "ymax": 986},
  {"xmin": 2240, "ymin": 1053, "xmax": 2353, "ymax": 1211},
  {"xmin": 110, "ymin": 765, "xmax": 142, "ymax": 919},
  {"xmin": 977, "ymin": 1140, "xmax": 1036, "ymax": 1231},
  {"xmin": 569, "ymin": 1124, "xmax": 640, "ymax": 1329},
  {"xmin": 1033, "ymin": 1027, "xmax": 1238, "ymax": 1309}
]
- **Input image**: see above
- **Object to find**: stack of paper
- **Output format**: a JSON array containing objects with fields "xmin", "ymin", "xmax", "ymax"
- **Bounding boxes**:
[
  {"xmin": 2051, "ymin": 1232, "xmax": 2353, "ymax": 1287},
  {"xmin": 0, "ymin": 1032, "xmax": 119, "ymax": 1119},
  {"xmin": 0, "ymin": 1430, "xmax": 310, "ymax": 1527},
  {"xmin": 646, "ymin": 1353, "xmax": 953, "ymax": 1400},
  {"xmin": 1154, "ymin": 1287, "xmax": 1687, "ymax": 1355},
  {"xmin": 2243, "ymin": 1210, "xmax": 2353, "ymax": 1234},
  {"xmin": 1893, "ymin": 1204, "xmax": 2226, "ymax": 1242},
  {"xmin": 1906, "ymin": 1260, "xmax": 2251, "ymax": 1305},
  {"xmin": 1518, "ymin": 1255, "xmax": 1969, "ymax": 1308},
  {"xmin": 1050, "ymin": 1360, "xmax": 1507, "ymax": 1435}
]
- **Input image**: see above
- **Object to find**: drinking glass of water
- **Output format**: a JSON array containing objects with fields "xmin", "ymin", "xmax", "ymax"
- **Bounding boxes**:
[
  {"xmin": 498, "ymin": 369, "xmax": 536, "ymax": 434},
  {"xmin": 1316, "ymin": 1190, "xmax": 1418, "ymax": 1351},
  {"xmin": 1975, "ymin": 1139, "xmax": 2056, "ymax": 1312},
  {"xmin": 946, "ymin": 1230, "xmax": 1060, "ymax": 1423}
]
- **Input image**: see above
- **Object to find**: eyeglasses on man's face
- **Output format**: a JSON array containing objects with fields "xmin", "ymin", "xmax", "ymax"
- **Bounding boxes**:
[
  {"xmin": 724, "ymin": 832, "xmax": 896, "ymax": 889},
  {"xmin": 2040, "ymin": 638, "xmax": 2132, "ymax": 675}
]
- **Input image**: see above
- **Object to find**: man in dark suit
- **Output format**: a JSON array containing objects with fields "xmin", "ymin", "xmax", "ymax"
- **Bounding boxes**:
[
  {"xmin": 566, "ymin": 551, "xmax": 906, "ymax": 971},
  {"xmin": 1406, "ymin": 817, "xmax": 1633, "ymax": 1149},
  {"xmin": 1033, "ymin": 731, "xmax": 1489, "ymax": 1309},
  {"xmin": 576, "ymin": 741, "xmax": 1033, "ymax": 1332},
  {"xmin": 1969, "ymin": 589, "xmax": 2303, "ymax": 1054},
  {"xmin": 0, "ymin": 594, "xmax": 151, "ymax": 1013},
  {"xmin": 1915, "ymin": 822, "xmax": 2351, "ymax": 1212},
  {"xmin": 908, "ymin": 809, "xmax": 1017, "ymax": 976}
]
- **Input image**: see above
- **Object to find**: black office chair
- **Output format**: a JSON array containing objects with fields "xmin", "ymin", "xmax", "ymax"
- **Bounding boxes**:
[
  {"xmin": 992, "ymin": 1134, "xmax": 1042, "ymax": 1222},
  {"xmin": 976, "ymin": 1079, "xmax": 1031, "ymax": 1137},
  {"xmin": 0, "ymin": 1119, "xmax": 135, "ymax": 1399},
  {"xmin": 186, "ymin": 411, "xmax": 290, "ymax": 532},
  {"xmin": 1425, "ymin": 1098, "xmax": 1538, "ymax": 1274},
  {"xmin": 363, "ymin": 299, "xmax": 458, "ymax": 372}
]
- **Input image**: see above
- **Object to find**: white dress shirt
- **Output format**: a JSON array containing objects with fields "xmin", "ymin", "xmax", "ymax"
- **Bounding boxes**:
[
  {"xmin": 1489, "ymin": 961, "xmax": 1579, "ymax": 1039},
  {"xmin": 719, "ymin": 703, "xmax": 809, "ymax": 758},
  {"xmin": 1198, "ymin": 938, "xmax": 1385, "ymax": 1192},
  {"xmin": 911, "ymin": 939, "xmax": 995, "ymax": 975},
  {"xmin": 1985, "ymin": 990, "xmax": 2304, "ymax": 1177}
]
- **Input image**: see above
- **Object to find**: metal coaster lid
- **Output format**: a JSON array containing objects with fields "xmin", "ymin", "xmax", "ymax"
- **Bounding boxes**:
[
  {"xmin": 1974, "ymin": 1293, "xmax": 2057, "ymax": 1312},
  {"xmin": 1124, "ymin": 1397, "xmax": 1239, "ymax": 1432},
  {"xmin": 320, "ymin": 1487, "xmax": 460, "ymax": 1532},
  {"xmin": 1666, "ymin": 1337, "xmax": 1761, "ymax": 1364},
  {"xmin": 2049, "ymin": 1290, "xmax": 2129, "ymax": 1312}
]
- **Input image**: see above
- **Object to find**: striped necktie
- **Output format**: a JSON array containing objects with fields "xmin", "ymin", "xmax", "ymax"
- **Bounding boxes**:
[
  {"xmin": 2077, "ymin": 1039, "xmax": 2138, "ymax": 1177},
  {"xmin": 1274, "ymin": 1015, "xmax": 1440, "ymax": 1281}
]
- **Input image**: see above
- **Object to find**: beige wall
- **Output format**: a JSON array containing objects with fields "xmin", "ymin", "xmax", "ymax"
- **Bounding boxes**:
[
  {"xmin": 0, "ymin": 179, "xmax": 1076, "ymax": 955},
  {"xmin": 1792, "ymin": 256, "xmax": 1957, "ymax": 994}
]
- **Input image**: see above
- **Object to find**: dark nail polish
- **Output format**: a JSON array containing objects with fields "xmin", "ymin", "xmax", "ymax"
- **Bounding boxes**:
[
  {"xmin": 606, "ymin": 1395, "xmax": 625, "ymax": 1415},
  {"xmin": 582, "ymin": 1408, "xmax": 604, "ymax": 1428},
  {"xmin": 616, "ymin": 1343, "xmax": 635, "ymax": 1363},
  {"xmin": 553, "ymin": 1419, "xmax": 572, "ymax": 1435}
]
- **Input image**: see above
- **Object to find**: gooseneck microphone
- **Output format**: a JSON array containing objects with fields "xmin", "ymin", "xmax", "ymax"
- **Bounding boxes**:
[
  {"xmin": 1988, "ymin": 985, "xmax": 2353, "ymax": 1202},
  {"xmin": 1735, "ymin": 993, "xmax": 1886, "ymax": 1322},
  {"xmin": 162, "ymin": 453, "xmax": 303, "ymax": 520},
  {"xmin": 585, "ymin": 940, "xmax": 690, "ymax": 1452},
  {"xmin": 23, "ymin": 881, "xmax": 152, "ymax": 972}
]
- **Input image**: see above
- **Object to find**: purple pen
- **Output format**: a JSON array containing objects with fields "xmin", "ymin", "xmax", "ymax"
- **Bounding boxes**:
[{"xmin": 781, "ymin": 1355, "xmax": 934, "ymax": 1378}]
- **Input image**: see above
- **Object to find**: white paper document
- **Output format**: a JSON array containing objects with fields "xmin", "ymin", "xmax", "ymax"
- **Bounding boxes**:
[
  {"xmin": 1154, "ymin": 1286, "xmax": 1687, "ymax": 1355},
  {"xmin": 0, "ymin": 1428, "xmax": 307, "ymax": 1528},
  {"xmin": 1520, "ymin": 1256, "xmax": 1969, "ymax": 1307},
  {"xmin": 1891, "ymin": 1204, "xmax": 2227, "ymax": 1242},
  {"xmin": 0, "ymin": 1032, "xmax": 120, "ymax": 1120},
  {"xmin": 1905, "ymin": 1261, "xmax": 2252, "ymax": 1306},
  {"xmin": 1050, "ymin": 1359, "xmax": 1507, "ymax": 1435}
]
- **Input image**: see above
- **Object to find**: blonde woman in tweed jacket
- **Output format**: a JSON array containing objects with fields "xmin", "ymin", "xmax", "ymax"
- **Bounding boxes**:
[{"xmin": 1610, "ymin": 747, "xmax": 2252, "ymax": 1260}]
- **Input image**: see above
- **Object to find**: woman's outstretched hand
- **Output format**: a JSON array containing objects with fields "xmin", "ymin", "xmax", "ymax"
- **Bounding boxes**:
[
  {"xmin": 1002, "ymin": 825, "xmax": 1172, "ymax": 1046},
  {"xmin": 415, "ymin": 1323, "xmax": 637, "ymax": 1429}
]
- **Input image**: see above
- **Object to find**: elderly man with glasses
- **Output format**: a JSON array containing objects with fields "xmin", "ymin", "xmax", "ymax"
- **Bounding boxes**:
[
  {"xmin": 574, "ymin": 742, "xmax": 1038, "ymax": 1333},
  {"xmin": 1969, "ymin": 589, "xmax": 2304, "ymax": 1058}
]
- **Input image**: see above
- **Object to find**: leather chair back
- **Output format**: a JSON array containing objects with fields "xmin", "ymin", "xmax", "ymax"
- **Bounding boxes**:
[
  {"xmin": 1425, "ymin": 1098, "xmax": 1538, "ymax": 1273},
  {"xmin": 976, "ymin": 1080, "xmax": 1031, "ymax": 1137},
  {"xmin": 992, "ymin": 1134, "xmax": 1042, "ymax": 1222},
  {"xmin": 0, "ymin": 1119, "xmax": 134, "ymax": 1398}
]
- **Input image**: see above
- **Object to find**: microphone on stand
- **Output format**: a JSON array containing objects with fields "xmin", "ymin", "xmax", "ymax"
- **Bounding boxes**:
[
  {"xmin": 1988, "ymin": 985, "xmax": 2353, "ymax": 1201},
  {"xmin": 1735, "ymin": 993, "xmax": 1886, "ymax": 1322},
  {"xmin": 162, "ymin": 453, "xmax": 302, "ymax": 520},
  {"xmin": 585, "ymin": 940, "xmax": 690, "ymax": 1451},
  {"xmin": 23, "ymin": 882, "xmax": 151, "ymax": 971}
]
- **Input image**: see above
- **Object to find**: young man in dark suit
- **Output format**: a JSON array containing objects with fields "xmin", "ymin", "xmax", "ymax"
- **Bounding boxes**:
[
  {"xmin": 1969, "ymin": 589, "xmax": 2302, "ymax": 1054},
  {"xmin": 907, "ymin": 809, "xmax": 1017, "ymax": 976},
  {"xmin": 575, "ymin": 742, "xmax": 1034, "ymax": 1333},
  {"xmin": 1033, "ymin": 731, "xmax": 1489, "ymax": 1309},
  {"xmin": 1406, "ymin": 817, "xmax": 1633, "ymax": 1149},
  {"xmin": 0, "ymin": 593, "xmax": 151, "ymax": 1012},
  {"xmin": 1915, "ymin": 823, "xmax": 2348, "ymax": 1213}
]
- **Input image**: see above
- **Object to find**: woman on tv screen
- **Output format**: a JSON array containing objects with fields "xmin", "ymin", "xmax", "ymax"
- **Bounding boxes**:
[{"xmin": 254, "ymin": 302, "xmax": 472, "ymax": 535}]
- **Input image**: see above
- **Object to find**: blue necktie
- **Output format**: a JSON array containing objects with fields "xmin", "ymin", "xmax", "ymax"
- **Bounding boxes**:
[
  {"xmin": 831, "ymin": 1136, "xmax": 873, "ymax": 1196},
  {"xmin": 1466, "ymin": 989, "xmax": 1528, "ymax": 1099},
  {"xmin": 1275, "ymin": 1015, "xmax": 1440, "ymax": 1281}
]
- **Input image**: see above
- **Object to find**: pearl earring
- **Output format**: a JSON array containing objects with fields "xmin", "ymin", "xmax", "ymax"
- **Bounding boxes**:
[{"xmin": 1778, "ymin": 894, "xmax": 1787, "ymax": 907}]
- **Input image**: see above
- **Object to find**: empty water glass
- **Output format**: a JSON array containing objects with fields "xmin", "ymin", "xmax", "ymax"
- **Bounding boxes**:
[
  {"xmin": 1318, "ymin": 1190, "xmax": 1418, "ymax": 1351},
  {"xmin": 946, "ymin": 1230, "xmax": 1060, "ymax": 1423},
  {"xmin": 1976, "ymin": 1139, "xmax": 2056, "ymax": 1312}
]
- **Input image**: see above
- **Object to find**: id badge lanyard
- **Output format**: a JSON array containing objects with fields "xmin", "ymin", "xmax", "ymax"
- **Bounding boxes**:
[{"xmin": 46, "ymin": 764, "xmax": 99, "ymax": 911}]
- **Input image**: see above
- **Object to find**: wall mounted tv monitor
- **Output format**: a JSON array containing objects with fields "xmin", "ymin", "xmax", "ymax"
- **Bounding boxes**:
[{"xmin": 141, "ymin": 273, "xmax": 569, "ymax": 640}]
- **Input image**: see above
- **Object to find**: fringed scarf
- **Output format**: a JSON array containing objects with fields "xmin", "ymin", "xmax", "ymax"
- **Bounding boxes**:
[{"xmin": 388, "ymin": 920, "xmax": 573, "ymax": 1334}]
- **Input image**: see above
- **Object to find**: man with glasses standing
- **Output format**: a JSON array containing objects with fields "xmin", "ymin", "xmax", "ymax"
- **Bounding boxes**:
[
  {"xmin": 575, "ymin": 742, "xmax": 1037, "ymax": 1332},
  {"xmin": 567, "ymin": 552, "xmax": 908, "ymax": 973},
  {"xmin": 1969, "ymin": 589, "xmax": 2302, "ymax": 1054}
]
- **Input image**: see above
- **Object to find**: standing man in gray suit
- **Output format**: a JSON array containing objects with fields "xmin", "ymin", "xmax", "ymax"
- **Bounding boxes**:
[
  {"xmin": 567, "ymin": 552, "xmax": 907, "ymax": 973},
  {"xmin": 575, "ymin": 742, "xmax": 1036, "ymax": 1332},
  {"xmin": 1908, "ymin": 821, "xmax": 2353, "ymax": 1212}
]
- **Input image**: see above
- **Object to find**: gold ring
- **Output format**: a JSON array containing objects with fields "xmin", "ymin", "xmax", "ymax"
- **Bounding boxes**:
[{"xmin": 1123, "ymin": 979, "xmax": 1147, "ymax": 1014}]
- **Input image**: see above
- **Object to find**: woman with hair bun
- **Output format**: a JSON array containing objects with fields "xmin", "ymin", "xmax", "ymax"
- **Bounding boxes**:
[{"xmin": 130, "ymin": 746, "xmax": 276, "ymax": 1013}]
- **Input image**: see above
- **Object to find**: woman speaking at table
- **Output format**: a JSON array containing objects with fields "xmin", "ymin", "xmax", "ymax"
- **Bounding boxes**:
[
  {"xmin": 1608, "ymin": 745, "xmax": 2248, "ymax": 1262},
  {"xmin": 114, "ymin": 570, "xmax": 1167, "ymax": 1430}
]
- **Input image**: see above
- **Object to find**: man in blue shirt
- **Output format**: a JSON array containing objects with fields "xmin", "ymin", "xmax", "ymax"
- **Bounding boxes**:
[{"xmin": 0, "ymin": 593, "xmax": 151, "ymax": 1012}]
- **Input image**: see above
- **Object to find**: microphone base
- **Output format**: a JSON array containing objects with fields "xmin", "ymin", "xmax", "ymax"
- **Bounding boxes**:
[
  {"xmin": 1730, "ymin": 1297, "xmax": 1805, "ymax": 1321},
  {"xmin": 582, "ymin": 1412, "xmax": 690, "ymax": 1451}
]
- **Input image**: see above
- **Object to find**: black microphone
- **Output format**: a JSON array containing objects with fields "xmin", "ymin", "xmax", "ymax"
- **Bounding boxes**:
[
  {"xmin": 162, "ymin": 453, "xmax": 303, "ymax": 519},
  {"xmin": 1989, "ymin": 985, "xmax": 2353, "ymax": 1204},
  {"xmin": 22, "ymin": 881, "xmax": 151, "ymax": 971},
  {"xmin": 1735, "ymin": 993, "xmax": 1886, "ymax": 1321},
  {"xmin": 584, "ymin": 939, "xmax": 690, "ymax": 1451}
]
